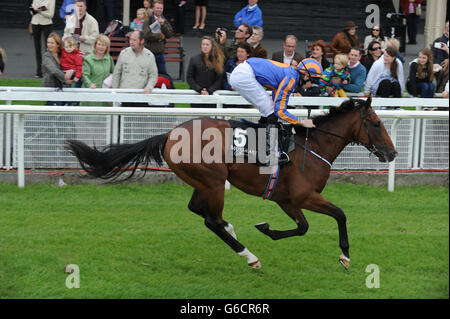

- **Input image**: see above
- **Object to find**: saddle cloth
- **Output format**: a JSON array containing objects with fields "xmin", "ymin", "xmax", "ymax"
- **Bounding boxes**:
[{"xmin": 228, "ymin": 119, "xmax": 296, "ymax": 166}]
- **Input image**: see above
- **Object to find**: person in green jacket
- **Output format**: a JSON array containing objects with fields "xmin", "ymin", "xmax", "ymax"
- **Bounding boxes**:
[
  {"xmin": 82, "ymin": 34, "xmax": 114, "ymax": 89},
  {"xmin": 82, "ymin": 35, "xmax": 114, "ymax": 106}
]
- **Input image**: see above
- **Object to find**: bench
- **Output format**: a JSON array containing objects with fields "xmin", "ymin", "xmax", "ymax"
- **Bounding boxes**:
[
  {"xmin": 109, "ymin": 36, "xmax": 185, "ymax": 81},
  {"xmin": 109, "ymin": 36, "xmax": 129, "ymax": 62},
  {"xmin": 164, "ymin": 37, "xmax": 185, "ymax": 81}
]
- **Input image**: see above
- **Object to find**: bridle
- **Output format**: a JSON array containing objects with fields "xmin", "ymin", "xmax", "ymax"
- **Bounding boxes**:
[
  {"xmin": 297, "ymin": 106, "xmax": 381, "ymax": 159},
  {"xmin": 355, "ymin": 107, "xmax": 380, "ymax": 156}
]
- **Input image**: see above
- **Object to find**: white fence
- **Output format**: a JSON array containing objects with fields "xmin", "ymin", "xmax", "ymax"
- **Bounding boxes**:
[{"xmin": 0, "ymin": 87, "xmax": 448, "ymax": 191}]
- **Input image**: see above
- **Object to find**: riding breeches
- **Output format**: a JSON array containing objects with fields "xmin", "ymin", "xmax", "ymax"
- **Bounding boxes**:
[{"xmin": 229, "ymin": 61, "xmax": 274, "ymax": 118}]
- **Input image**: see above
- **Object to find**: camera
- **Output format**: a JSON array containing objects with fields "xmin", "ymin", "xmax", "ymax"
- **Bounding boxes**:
[
  {"xmin": 434, "ymin": 42, "xmax": 443, "ymax": 49},
  {"xmin": 216, "ymin": 27, "xmax": 228, "ymax": 37}
]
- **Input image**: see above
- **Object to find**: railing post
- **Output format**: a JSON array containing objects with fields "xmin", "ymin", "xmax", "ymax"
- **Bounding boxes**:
[
  {"xmin": 412, "ymin": 118, "xmax": 422, "ymax": 168},
  {"xmin": 419, "ymin": 118, "xmax": 428, "ymax": 168},
  {"xmin": 412, "ymin": 105, "xmax": 422, "ymax": 169},
  {"xmin": 388, "ymin": 118, "xmax": 402, "ymax": 192},
  {"xmin": 5, "ymin": 88, "xmax": 12, "ymax": 170},
  {"xmin": 17, "ymin": 113, "xmax": 25, "ymax": 188},
  {"xmin": 112, "ymin": 90, "xmax": 120, "ymax": 144},
  {"xmin": 213, "ymin": 92, "xmax": 223, "ymax": 109}
]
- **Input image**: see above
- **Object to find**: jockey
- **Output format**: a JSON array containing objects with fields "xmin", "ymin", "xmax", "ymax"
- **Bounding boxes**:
[{"xmin": 229, "ymin": 57, "xmax": 322, "ymax": 165}]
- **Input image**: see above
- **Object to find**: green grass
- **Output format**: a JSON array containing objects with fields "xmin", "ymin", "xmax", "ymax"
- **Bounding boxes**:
[
  {"xmin": 0, "ymin": 78, "xmax": 191, "ymax": 107},
  {"xmin": 0, "ymin": 183, "xmax": 447, "ymax": 299}
]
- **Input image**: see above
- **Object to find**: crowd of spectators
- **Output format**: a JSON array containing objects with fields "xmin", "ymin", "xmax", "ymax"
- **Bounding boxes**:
[{"xmin": 2, "ymin": 0, "xmax": 449, "ymax": 104}]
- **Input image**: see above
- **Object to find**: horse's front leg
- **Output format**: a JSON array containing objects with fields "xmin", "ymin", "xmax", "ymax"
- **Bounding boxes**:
[
  {"xmin": 302, "ymin": 193, "xmax": 350, "ymax": 269},
  {"xmin": 254, "ymin": 201, "xmax": 309, "ymax": 240}
]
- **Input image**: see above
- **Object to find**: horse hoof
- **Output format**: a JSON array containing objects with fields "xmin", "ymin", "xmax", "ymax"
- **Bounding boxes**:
[
  {"xmin": 339, "ymin": 254, "xmax": 350, "ymax": 270},
  {"xmin": 254, "ymin": 222, "xmax": 269, "ymax": 233},
  {"xmin": 248, "ymin": 260, "xmax": 261, "ymax": 269}
]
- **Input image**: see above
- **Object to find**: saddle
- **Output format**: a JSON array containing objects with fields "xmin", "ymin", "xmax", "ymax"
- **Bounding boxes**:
[{"xmin": 228, "ymin": 119, "xmax": 296, "ymax": 166}]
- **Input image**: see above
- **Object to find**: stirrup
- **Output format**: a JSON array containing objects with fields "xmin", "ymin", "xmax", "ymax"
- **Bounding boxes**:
[{"xmin": 278, "ymin": 152, "xmax": 290, "ymax": 166}]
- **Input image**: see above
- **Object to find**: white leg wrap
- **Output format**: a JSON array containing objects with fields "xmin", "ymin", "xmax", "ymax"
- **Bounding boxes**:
[
  {"xmin": 224, "ymin": 223, "xmax": 237, "ymax": 240},
  {"xmin": 238, "ymin": 248, "xmax": 258, "ymax": 264}
]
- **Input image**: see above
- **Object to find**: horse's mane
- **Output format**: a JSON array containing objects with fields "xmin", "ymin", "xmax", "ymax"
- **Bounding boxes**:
[{"xmin": 294, "ymin": 98, "xmax": 365, "ymax": 135}]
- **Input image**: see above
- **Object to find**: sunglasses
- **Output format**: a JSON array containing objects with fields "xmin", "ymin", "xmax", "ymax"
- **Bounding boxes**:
[
  {"xmin": 372, "ymin": 29, "xmax": 380, "ymax": 31},
  {"xmin": 370, "ymin": 47, "xmax": 382, "ymax": 51},
  {"xmin": 236, "ymin": 28, "xmax": 245, "ymax": 32}
]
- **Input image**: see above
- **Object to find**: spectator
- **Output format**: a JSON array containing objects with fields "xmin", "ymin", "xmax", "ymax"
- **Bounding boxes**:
[
  {"xmin": 343, "ymin": 47, "xmax": 366, "ymax": 94},
  {"xmin": 95, "ymin": 0, "xmax": 114, "ymax": 33},
  {"xmin": 234, "ymin": 0, "xmax": 263, "ymax": 28},
  {"xmin": 435, "ymin": 58, "xmax": 449, "ymax": 93},
  {"xmin": 364, "ymin": 46, "xmax": 405, "ymax": 98},
  {"xmin": 186, "ymin": 36, "xmax": 224, "ymax": 108},
  {"xmin": 172, "ymin": 1, "xmax": 187, "ymax": 35},
  {"xmin": 60, "ymin": 36, "xmax": 85, "ymax": 88},
  {"xmin": 131, "ymin": 8, "xmax": 149, "ymax": 31},
  {"xmin": 0, "ymin": 48, "xmax": 6, "ymax": 76},
  {"xmin": 112, "ymin": 30, "xmax": 158, "ymax": 107},
  {"xmin": 248, "ymin": 26, "xmax": 267, "ymax": 59},
  {"xmin": 309, "ymin": 40, "xmax": 330, "ymax": 70},
  {"xmin": 59, "ymin": 0, "xmax": 74, "ymax": 24},
  {"xmin": 431, "ymin": 21, "xmax": 449, "ymax": 66},
  {"xmin": 407, "ymin": 48, "xmax": 435, "ymax": 98},
  {"xmin": 317, "ymin": 54, "xmax": 351, "ymax": 97},
  {"xmin": 63, "ymin": 0, "xmax": 99, "ymax": 55},
  {"xmin": 41, "ymin": 33, "xmax": 74, "ymax": 106},
  {"xmin": 143, "ymin": 0, "xmax": 153, "ymax": 17},
  {"xmin": 216, "ymin": 23, "xmax": 252, "ymax": 62},
  {"xmin": 363, "ymin": 25, "xmax": 388, "ymax": 54},
  {"xmin": 30, "ymin": 0, "xmax": 55, "ymax": 78},
  {"xmin": 193, "ymin": 0, "xmax": 207, "ymax": 30},
  {"xmin": 330, "ymin": 21, "xmax": 360, "ymax": 56},
  {"xmin": 361, "ymin": 40, "xmax": 382, "ymax": 72},
  {"xmin": 271, "ymin": 35, "xmax": 303, "ymax": 66},
  {"xmin": 82, "ymin": 35, "xmax": 114, "ymax": 90},
  {"xmin": 224, "ymin": 42, "xmax": 252, "ymax": 90},
  {"xmin": 386, "ymin": 37, "xmax": 404, "ymax": 63},
  {"xmin": 143, "ymin": 0, "xmax": 174, "ymax": 74},
  {"xmin": 400, "ymin": 0, "xmax": 423, "ymax": 44},
  {"xmin": 442, "ymin": 81, "xmax": 449, "ymax": 98}
]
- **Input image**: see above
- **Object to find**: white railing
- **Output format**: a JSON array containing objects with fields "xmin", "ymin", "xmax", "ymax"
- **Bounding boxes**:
[
  {"xmin": 0, "ymin": 88, "xmax": 448, "ymax": 192},
  {"xmin": 1, "ymin": 87, "xmax": 449, "ymax": 108}
]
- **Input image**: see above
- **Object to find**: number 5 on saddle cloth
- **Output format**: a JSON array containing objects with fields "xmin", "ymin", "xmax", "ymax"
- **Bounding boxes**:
[{"xmin": 228, "ymin": 119, "xmax": 295, "ymax": 166}]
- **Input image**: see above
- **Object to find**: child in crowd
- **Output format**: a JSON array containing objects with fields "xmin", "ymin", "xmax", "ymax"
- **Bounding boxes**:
[
  {"xmin": 60, "ymin": 36, "xmax": 85, "ymax": 88},
  {"xmin": 130, "ymin": 8, "xmax": 148, "ymax": 31},
  {"xmin": 318, "ymin": 54, "xmax": 351, "ymax": 97}
]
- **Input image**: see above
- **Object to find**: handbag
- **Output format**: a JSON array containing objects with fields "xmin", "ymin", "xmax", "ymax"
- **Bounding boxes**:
[{"xmin": 28, "ymin": 23, "xmax": 33, "ymax": 35}]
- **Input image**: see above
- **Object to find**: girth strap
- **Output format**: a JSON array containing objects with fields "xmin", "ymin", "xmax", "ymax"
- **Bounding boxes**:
[{"xmin": 262, "ymin": 164, "xmax": 280, "ymax": 200}]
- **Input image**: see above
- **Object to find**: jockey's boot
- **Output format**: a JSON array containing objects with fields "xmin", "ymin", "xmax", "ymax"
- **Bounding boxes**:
[
  {"xmin": 264, "ymin": 114, "xmax": 290, "ymax": 166},
  {"xmin": 258, "ymin": 116, "xmax": 268, "ymax": 125}
]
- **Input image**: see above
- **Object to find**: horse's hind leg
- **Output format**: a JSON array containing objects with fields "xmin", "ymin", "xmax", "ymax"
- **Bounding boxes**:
[
  {"xmin": 188, "ymin": 190, "xmax": 236, "ymax": 238},
  {"xmin": 189, "ymin": 188, "xmax": 261, "ymax": 268},
  {"xmin": 255, "ymin": 202, "xmax": 309, "ymax": 240}
]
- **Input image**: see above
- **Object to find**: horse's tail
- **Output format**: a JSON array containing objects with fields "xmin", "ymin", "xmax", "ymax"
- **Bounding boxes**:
[{"xmin": 65, "ymin": 133, "xmax": 169, "ymax": 180}]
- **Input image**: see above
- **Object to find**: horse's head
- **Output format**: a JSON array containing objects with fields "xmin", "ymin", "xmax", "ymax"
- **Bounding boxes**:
[{"xmin": 351, "ymin": 95, "xmax": 397, "ymax": 162}]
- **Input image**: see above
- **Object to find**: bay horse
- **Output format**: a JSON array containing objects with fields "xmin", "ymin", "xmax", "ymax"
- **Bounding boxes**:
[{"xmin": 66, "ymin": 95, "xmax": 397, "ymax": 270}]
